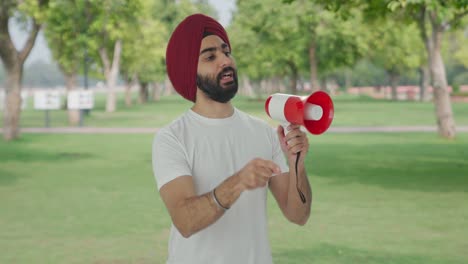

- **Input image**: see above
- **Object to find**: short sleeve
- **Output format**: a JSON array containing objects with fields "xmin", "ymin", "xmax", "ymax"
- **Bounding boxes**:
[
  {"xmin": 270, "ymin": 127, "xmax": 289, "ymax": 173},
  {"xmin": 152, "ymin": 129, "xmax": 192, "ymax": 190}
]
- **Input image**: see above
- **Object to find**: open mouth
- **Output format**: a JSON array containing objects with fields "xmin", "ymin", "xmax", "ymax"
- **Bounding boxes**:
[
  {"xmin": 219, "ymin": 70, "xmax": 235, "ymax": 85},
  {"xmin": 221, "ymin": 71, "xmax": 233, "ymax": 80}
]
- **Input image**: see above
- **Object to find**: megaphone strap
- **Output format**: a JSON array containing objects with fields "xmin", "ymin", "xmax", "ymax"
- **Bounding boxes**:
[{"xmin": 295, "ymin": 152, "xmax": 306, "ymax": 204}]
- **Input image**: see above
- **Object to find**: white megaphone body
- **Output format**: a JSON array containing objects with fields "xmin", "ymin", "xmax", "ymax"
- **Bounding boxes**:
[{"xmin": 265, "ymin": 91, "xmax": 334, "ymax": 135}]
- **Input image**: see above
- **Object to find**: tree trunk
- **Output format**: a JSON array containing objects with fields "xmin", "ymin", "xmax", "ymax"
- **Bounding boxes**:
[
  {"xmin": 64, "ymin": 72, "xmax": 80, "ymax": 126},
  {"xmin": 124, "ymin": 84, "xmax": 133, "ymax": 107},
  {"xmin": 418, "ymin": 8, "xmax": 456, "ymax": 139},
  {"xmin": 99, "ymin": 39, "xmax": 122, "ymax": 113},
  {"xmin": 309, "ymin": 40, "xmax": 319, "ymax": 92},
  {"xmin": 152, "ymin": 82, "xmax": 161, "ymax": 102},
  {"xmin": 389, "ymin": 71, "xmax": 399, "ymax": 101},
  {"xmin": 105, "ymin": 82, "xmax": 116, "ymax": 112},
  {"xmin": 3, "ymin": 65, "xmax": 23, "ymax": 140},
  {"xmin": 0, "ymin": 13, "xmax": 41, "ymax": 140},
  {"xmin": 418, "ymin": 64, "xmax": 430, "ymax": 102},
  {"xmin": 430, "ymin": 31, "xmax": 456, "ymax": 138},
  {"xmin": 124, "ymin": 73, "xmax": 138, "ymax": 107},
  {"xmin": 139, "ymin": 82, "xmax": 149, "ymax": 104}
]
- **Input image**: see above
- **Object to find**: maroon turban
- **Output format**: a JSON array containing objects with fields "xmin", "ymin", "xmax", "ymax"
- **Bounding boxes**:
[{"xmin": 166, "ymin": 14, "xmax": 231, "ymax": 102}]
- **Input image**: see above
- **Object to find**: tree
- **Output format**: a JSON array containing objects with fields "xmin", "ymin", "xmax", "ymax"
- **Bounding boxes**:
[
  {"xmin": 294, "ymin": 2, "xmax": 366, "ymax": 92},
  {"xmin": 452, "ymin": 27, "xmax": 468, "ymax": 68},
  {"xmin": 442, "ymin": 22, "xmax": 468, "ymax": 90},
  {"xmin": 300, "ymin": 0, "xmax": 468, "ymax": 138},
  {"xmin": 84, "ymin": 0, "xmax": 143, "ymax": 113},
  {"xmin": 119, "ymin": 0, "xmax": 215, "ymax": 105},
  {"xmin": 0, "ymin": 0, "xmax": 49, "ymax": 140},
  {"xmin": 367, "ymin": 19, "xmax": 423, "ymax": 100},
  {"xmin": 44, "ymin": 0, "xmax": 90, "ymax": 125},
  {"xmin": 231, "ymin": 0, "xmax": 366, "ymax": 95},
  {"xmin": 230, "ymin": 0, "xmax": 308, "ymax": 94},
  {"xmin": 120, "ymin": 0, "xmax": 168, "ymax": 105},
  {"xmin": 393, "ymin": 0, "xmax": 467, "ymax": 138}
]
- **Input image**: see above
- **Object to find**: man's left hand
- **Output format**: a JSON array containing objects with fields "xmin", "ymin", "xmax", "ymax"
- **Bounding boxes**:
[{"xmin": 277, "ymin": 124, "xmax": 310, "ymax": 164}]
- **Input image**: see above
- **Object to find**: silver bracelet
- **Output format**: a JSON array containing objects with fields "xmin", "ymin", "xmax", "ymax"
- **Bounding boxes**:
[{"xmin": 211, "ymin": 188, "xmax": 229, "ymax": 211}]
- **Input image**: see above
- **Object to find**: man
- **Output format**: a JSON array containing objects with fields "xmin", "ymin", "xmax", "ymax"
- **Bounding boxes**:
[{"xmin": 152, "ymin": 13, "xmax": 311, "ymax": 264}]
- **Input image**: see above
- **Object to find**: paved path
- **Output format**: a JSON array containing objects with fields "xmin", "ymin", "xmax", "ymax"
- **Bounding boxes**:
[{"xmin": 2, "ymin": 126, "xmax": 468, "ymax": 134}]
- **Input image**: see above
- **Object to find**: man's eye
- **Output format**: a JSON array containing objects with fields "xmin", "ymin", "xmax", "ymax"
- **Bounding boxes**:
[{"xmin": 207, "ymin": 55, "xmax": 215, "ymax": 61}]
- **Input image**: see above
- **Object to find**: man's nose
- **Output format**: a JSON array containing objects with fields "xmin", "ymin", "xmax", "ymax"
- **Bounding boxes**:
[{"xmin": 219, "ymin": 53, "xmax": 233, "ymax": 68}]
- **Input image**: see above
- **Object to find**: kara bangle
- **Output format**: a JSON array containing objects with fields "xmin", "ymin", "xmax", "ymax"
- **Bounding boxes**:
[{"xmin": 211, "ymin": 188, "xmax": 229, "ymax": 211}]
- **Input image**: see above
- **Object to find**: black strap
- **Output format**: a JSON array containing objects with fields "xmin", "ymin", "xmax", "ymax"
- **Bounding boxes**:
[{"xmin": 295, "ymin": 151, "xmax": 306, "ymax": 204}]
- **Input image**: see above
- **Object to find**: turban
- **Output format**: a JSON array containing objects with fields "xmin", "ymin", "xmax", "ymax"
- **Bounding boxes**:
[{"xmin": 166, "ymin": 14, "xmax": 231, "ymax": 102}]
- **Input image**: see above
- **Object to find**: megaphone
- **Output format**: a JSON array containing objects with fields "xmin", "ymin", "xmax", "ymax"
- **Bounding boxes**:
[
  {"xmin": 265, "ymin": 91, "xmax": 334, "ymax": 135},
  {"xmin": 265, "ymin": 91, "xmax": 334, "ymax": 204}
]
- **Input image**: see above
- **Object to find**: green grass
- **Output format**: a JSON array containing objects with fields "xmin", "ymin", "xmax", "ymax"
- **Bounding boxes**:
[
  {"xmin": 3, "ymin": 93, "xmax": 468, "ymax": 128},
  {"xmin": 1, "ymin": 133, "xmax": 467, "ymax": 263}
]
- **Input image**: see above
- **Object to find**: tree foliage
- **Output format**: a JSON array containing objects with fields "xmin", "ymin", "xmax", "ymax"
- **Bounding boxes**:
[
  {"xmin": 44, "ymin": 0, "xmax": 87, "ymax": 76},
  {"xmin": 230, "ymin": 0, "xmax": 367, "ymax": 93},
  {"xmin": 367, "ymin": 19, "xmax": 423, "ymax": 77}
]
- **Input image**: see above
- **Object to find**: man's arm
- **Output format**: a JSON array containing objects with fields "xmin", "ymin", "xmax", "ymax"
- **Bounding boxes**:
[
  {"xmin": 269, "ymin": 167, "xmax": 311, "ymax": 225},
  {"xmin": 159, "ymin": 174, "xmax": 242, "ymax": 238},
  {"xmin": 269, "ymin": 125, "xmax": 312, "ymax": 225},
  {"xmin": 159, "ymin": 158, "xmax": 280, "ymax": 238}
]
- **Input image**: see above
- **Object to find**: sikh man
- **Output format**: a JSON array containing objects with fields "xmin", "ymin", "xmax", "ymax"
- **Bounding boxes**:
[{"xmin": 152, "ymin": 13, "xmax": 311, "ymax": 264}]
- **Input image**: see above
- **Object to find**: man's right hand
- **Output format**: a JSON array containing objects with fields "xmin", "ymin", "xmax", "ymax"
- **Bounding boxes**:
[{"xmin": 237, "ymin": 158, "xmax": 281, "ymax": 190}]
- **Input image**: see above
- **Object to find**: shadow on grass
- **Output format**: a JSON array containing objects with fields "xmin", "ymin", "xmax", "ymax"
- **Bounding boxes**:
[
  {"xmin": 0, "ymin": 140, "xmax": 95, "ymax": 186},
  {"xmin": 273, "ymin": 243, "xmax": 462, "ymax": 264},
  {"xmin": 0, "ymin": 168, "xmax": 21, "ymax": 185},
  {"xmin": 0, "ymin": 146, "xmax": 94, "ymax": 163},
  {"xmin": 310, "ymin": 141, "xmax": 468, "ymax": 193}
]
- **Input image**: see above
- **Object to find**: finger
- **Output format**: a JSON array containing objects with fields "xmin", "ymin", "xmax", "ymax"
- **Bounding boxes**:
[
  {"xmin": 277, "ymin": 125, "xmax": 285, "ymax": 139},
  {"xmin": 287, "ymin": 137, "xmax": 305, "ymax": 151},
  {"xmin": 258, "ymin": 159, "xmax": 281, "ymax": 174},
  {"xmin": 255, "ymin": 177, "xmax": 268, "ymax": 187},
  {"xmin": 258, "ymin": 168, "xmax": 275, "ymax": 179},
  {"xmin": 285, "ymin": 130, "xmax": 303, "ymax": 143},
  {"xmin": 286, "ymin": 136, "xmax": 306, "ymax": 149},
  {"xmin": 287, "ymin": 124, "xmax": 301, "ymax": 131},
  {"xmin": 289, "ymin": 144, "xmax": 305, "ymax": 154},
  {"xmin": 259, "ymin": 166, "xmax": 279, "ymax": 178},
  {"xmin": 277, "ymin": 126, "xmax": 287, "ymax": 148}
]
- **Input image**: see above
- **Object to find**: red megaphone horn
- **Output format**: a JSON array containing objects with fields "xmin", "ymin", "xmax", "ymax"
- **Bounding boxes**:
[{"xmin": 265, "ymin": 91, "xmax": 334, "ymax": 135}]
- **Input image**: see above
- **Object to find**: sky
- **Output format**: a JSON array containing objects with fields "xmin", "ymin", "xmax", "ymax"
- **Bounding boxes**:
[{"xmin": 10, "ymin": 0, "xmax": 236, "ymax": 66}]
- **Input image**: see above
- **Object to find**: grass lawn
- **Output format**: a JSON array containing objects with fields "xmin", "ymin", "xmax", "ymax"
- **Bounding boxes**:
[
  {"xmin": 1, "ymin": 133, "xmax": 467, "ymax": 263},
  {"xmin": 4, "ymin": 93, "xmax": 468, "ymax": 128}
]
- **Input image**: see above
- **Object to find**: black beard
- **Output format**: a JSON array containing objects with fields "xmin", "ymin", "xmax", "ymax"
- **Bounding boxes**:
[{"xmin": 196, "ymin": 67, "xmax": 238, "ymax": 103}]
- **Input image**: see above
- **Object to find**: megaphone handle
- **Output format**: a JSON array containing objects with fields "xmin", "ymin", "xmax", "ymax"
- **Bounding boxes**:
[
  {"xmin": 281, "ymin": 123, "xmax": 292, "ymax": 135},
  {"xmin": 281, "ymin": 122, "xmax": 307, "ymax": 204}
]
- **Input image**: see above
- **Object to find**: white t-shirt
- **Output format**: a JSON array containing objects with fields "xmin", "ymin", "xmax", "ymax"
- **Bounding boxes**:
[{"xmin": 152, "ymin": 108, "xmax": 288, "ymax": 264}]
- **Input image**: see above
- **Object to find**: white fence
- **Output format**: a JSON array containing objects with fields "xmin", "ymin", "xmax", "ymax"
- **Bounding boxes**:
[{"xmin": 0, "ymin": 89, "xmax": 94, "ymax": 111}]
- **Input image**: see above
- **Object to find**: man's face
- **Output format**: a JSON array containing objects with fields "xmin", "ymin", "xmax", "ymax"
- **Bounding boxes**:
[{"xmin": 197, "ymin": 35, "xmax": 238, "ymax": 103}]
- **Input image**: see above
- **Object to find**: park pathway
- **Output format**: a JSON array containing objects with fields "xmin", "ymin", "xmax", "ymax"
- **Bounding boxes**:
[{"xmin": 2, "ymin": 126, "xmax": 468, "ymax": 134}]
